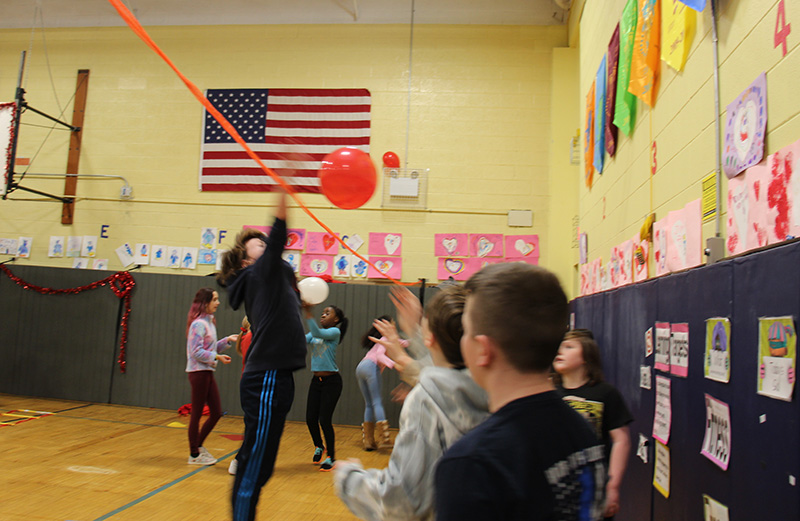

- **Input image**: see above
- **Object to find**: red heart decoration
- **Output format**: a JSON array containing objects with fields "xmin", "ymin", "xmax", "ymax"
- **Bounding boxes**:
[
  {"xmin": 323, "ymin": 234, "xmax": 335, "ymax": 251},
  {"xmin": 286, "ymin": 232, "xmax": 299, "ymax": 248}
]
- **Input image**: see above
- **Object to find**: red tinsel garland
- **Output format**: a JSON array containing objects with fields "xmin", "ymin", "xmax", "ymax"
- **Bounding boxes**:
[
  {"xmin": 2, "ymin": 102, "xmax": 17, "ymax": 195},
  {"xmin": 0, "ymin": 265, "xmax": 135, "ymax": 372}
]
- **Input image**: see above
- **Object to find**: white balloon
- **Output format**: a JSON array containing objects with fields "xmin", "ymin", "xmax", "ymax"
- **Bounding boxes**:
[{"xmin": 298, "ymin": 276, "xmax": 329, "ymax": 305}]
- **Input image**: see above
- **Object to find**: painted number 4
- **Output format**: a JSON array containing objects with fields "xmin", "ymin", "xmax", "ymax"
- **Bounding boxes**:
[{"xmin": 775, "ymin": 0, "xmax": 792, "ymax": 57}]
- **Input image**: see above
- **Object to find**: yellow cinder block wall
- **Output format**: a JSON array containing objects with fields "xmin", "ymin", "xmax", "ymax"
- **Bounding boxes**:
[
  {"xmin": 1, "ymin": 23, "xmax": 575, "ymax": 290},
  {"xmin": 577, "ymin": 0, "xmax": 800, "ymax": 271}
]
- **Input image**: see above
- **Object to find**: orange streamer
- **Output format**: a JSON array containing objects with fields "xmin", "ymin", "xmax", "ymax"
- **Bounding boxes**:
[{"xmin": 107, "ymin": 0, "xmax": 414, "ymax": 286}]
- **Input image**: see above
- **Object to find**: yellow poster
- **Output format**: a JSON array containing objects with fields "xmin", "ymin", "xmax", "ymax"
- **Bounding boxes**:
[{"xmin": 661, "ymin": 0, "xmax": 696, "ymax": 71}]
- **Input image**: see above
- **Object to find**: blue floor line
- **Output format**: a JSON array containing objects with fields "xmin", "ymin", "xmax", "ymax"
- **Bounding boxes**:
[{"xmin": 92, "ymin": 449, "xmax": 239, "ymax": 521}]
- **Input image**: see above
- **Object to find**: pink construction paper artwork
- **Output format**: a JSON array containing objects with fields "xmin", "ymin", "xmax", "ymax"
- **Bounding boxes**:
[
  {"xmin": 683, "ymin": 199, "xmax": 702, "ymax": 267},
  {"xmin": 438, "ymin": 258, "xmax": 469, "ymax": 281},
  {"xmin": 580, "ymin": 264, "xmax": 591, "ymax": 296},
  {"xmin": 590, "ymin": 258, "xmax": 602, "ymax": 294},
  {"xmin": 369, "ymin": 232, "xmax": 402, "ymax": 256},
  {"xmin": 300, "ymin": 254, "xmax": 334, "ymax": 277},
  {"xmin": 306, "ymin": 231, "xmax": 339, "ymax": 255},
  {"xmin": 243, "ymin": 225, "xmax": 269, "ymax": 234},
  {"xmin": 434, "ymin": 234, "xmax": 469, "ymax": 257},
  {"xmin": 666, "ymin": 208, "xmax": 688, "ymax": 272},
  {"xmin": 504, "ymin": 235, "xmax": 539, "ymax": 259},
  {"xmin": 765, "ymin": 139, "xmax": 800, "ymax": 244},
  {"xmin": 469, "ymin": 234, "xmax": 503, "ymax": 258},
  {"xmin": 633, "ymin": 234, "xmax": 649, "ymax": 282},
  {"xmin": 609, "ymin": 246, "xmax": 621, "ymax": 288},
  {"xmin": 618, "ymin": 240, "xmax": 633, "ymax": 286},
  {"xmin": 470, "ymin": 257, "xmax": 504, "ymax": 275},
  {"xmin": 285, "ymin": 229, "xmax": 305, "ymax": 251},
  {"xmin": 368, "ymin": 256, "xmax": 402, "ymax": 279},
  {"xmin": 726, "ymin": 163, "xmax": 770, "ymax": 255},
  {"xmin": 653, "ymin": 218, "xmax": 669, "ymax": 276}
]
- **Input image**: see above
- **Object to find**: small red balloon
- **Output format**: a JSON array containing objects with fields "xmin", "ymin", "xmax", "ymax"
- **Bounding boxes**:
[
  {"xmin": 319, "ymin": 148, "xmax": 377, "ymax": 209},
  {"xmin": 382, "ymin": 151, "xmax": 400, "ymax": 168}
]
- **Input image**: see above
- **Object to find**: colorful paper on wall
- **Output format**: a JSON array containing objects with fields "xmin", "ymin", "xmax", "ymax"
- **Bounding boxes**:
[
  {"xmin": 655, "ymin": 322, "xmax": 671, "ymax": 371},
  {"xmin": 434, "ymin": 234, "xmax": 469, "ymax": 257},
  {"xmin": 332, "ymin": 254, "xmax": 350, "ymax": 278},
  {"xmin": 469, "ymin": 234, "xmax": 503, "ymax": 258},
  {"xmin": 765, "ymin": 138, "xmax": 800, "ymax": 243},
  {"xmin": 368, "ymin": 256, "xmax": 402, "ymax": 279},
  {"xmin": 633, "ymin": 234, "xmax": 649, "ymax": 282},
  {"xmin": 653, "ymin": 217, "xmax": 669, "ymax": 276},
  {"xmin": 116, "ymin": 243, "xmax": 135, "ymax": 267},
  {"xmin": 678, "ymin": 0, "xmax": 705, "ymax": 11},
  {"xmin": 652, "ymin": 375, "xmax": 672, "ymax": 444},
  {"xmin": 305, "ymin": 232, "xmax": 339, "ymax": 255},
  {"xmin": 615, "ymin": 0, "xmax": 639, "ymax": 136},
  {"xmin": 369, "ymin": 232, "xmax": 402, "ymax": 256},
  {"xmin": 504, "ymin": 235, "xmax": 539, "ymax": 259},
  {"xmin": 757, "ymin": 316, "xmax": 796, "ymax": 401},
  {"xmin": 92, "ymin": 259, "xmax": 109, "ymax": 270},
  {"xmin": 167, "ymin": 247, "xmax": 181, "ymax": 269},
  {"xmin": 580, "ymin": 264, "xmax": 591, "ymax": 296},
  {"xmin": 281, "ymin": 251, "xmax": 300, "ymax": 273},
  {"xmin": 701, "ymin": 394, "xmax": 731, "ymax": 470},
  {"xmin": 151, "ymin": 245, "xmax": 167, "ymax": 267},
  {"xmin": 300, "ymin": 254, "xmax": 333, "ymax": 277},
  {"xmin": 684, "ymin": 198, "xmax": 703, "ymax": 267},
  {"xmin": 181, "ymin": 247, "xmax": 198, "ymax": 269},
  {"xmin": 82, "ymin": 236, "xmax": 98, "ymax": 258},
  {"xmin": 350, "ymin": 256, "xmax": 368, "ymax": 279},
  {"xmin": 666, "ymin": 210, "xmax": 688, "ymax": 273},
  {"xmin": 285, "ymin": 229, "xmax": 305, "ymax": 250},
  {"xmin": 653, "ymin": 440, "xmax": 670, "ymax": 498},
  {"xmin": 723, "ymin": 73, "xmax": 767, "ymax": 179},
  {"xmin": 619, "ymin": 239, "xmax": 634, "ymax": 285},
  {"xmin": 703, "ymin": 495, "xmax": 729, "ymax": 521},
  {"xmin": 726, "ymin": 163, "xmax": 768, "ymax": 254},
  {"xmin": 661, "ymin": 0, "xmax": 695, "ymax": 72},
  {"xmin": 438, "ymin": 258, "xmax": 469, "ymax": 281},
  {"xmin": 606, "ymin": 25, "xmax": 620, "ymax": 157},
  {"xmin": 67, "ymin": 236, "xmax": 82, "ymax": 257},
  {"xmin": 670, "ymin": 323, "xmax": 689, "ymax": 377},
  {"xmin": 585, "ymin": 80, "xmax": 596, "ymax": 188},
  {"xmin": 200, "ymin": 227, "xmax": 217, "ymax": 249},
  {"xmin": 48, "ymin": 236, "xmax": 65, "ymax": 258},
  {"xmin": 198, "ymin": 249, "xmax": 217, "ymax": 265},
  {"xmin": 705, "ymin": 318, "xmax": 731, "ymax": 383},
  {"xmin": 135, "ymin": 244, "xmax": 150, "ymax": 265},
  {"xmin": 72, "ymin": 258, "xmax": 89, "ymax": 269},
  {"xmin": 629, "ymin": 0, "xmax": 661, "ymax": 107},
  {"xmin": 594, "ymin": 55, "xmax": 607, "ymax": 174}
]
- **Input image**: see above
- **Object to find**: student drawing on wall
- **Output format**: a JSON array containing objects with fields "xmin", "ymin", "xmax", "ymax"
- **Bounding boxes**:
[
  {"xmin": 353, "ymin": 259, "xmax": 367, "ymax": 277},
  {"xmin": 86, "ymin": 241, "xmax": 94, "ymax": 255},
  {"xmin": 18, "ymin": 240, "xmax": 29, "ymax": 256},
  {"xmin": 125, "ymin": 244, "xmax": 133, "ymax": 257},
  {"xmin": 202, "ymin": 229, "xmax": 215, "ymax": 248},
  {"xmin": 141, "ymin": 244, "xmax": 148, "ymax": 256},
  {"xmin": 183, "ymin": 251, "xmax": 194, "ymax": 268},
  {"xmin": 170, "ymin": 249, "xmax": 180, "ymax": 266},
  {"xmin": 335, "ymin": 256, "xmax": 348, "ymax": 275},
  {"xmin": 53, "ymin": 240, "xmax": 63, "ymax": 256},
  {"xmin": 155, "ymin": 248, "xmax": 164, "ymax": 260}
]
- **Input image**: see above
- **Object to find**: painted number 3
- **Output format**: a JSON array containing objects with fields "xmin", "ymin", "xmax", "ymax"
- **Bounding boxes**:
[{"xmin": 775, "ymin": 0, "xmax": 792, "ymax": 57}]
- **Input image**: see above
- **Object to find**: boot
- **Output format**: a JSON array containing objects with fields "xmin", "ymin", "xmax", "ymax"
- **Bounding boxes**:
[
  {"xmin": 376, "ymin": 420, "xmax": 393, "ymax": 449},
  {"xmin": 362, "ymin": 421, "xmax": 377, "ymax": 451}
]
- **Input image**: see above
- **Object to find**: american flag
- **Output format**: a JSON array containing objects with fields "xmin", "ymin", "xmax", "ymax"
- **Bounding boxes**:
[{"xmin": 199, "ymin": 88, "xmax": 371, "ymax": 193}]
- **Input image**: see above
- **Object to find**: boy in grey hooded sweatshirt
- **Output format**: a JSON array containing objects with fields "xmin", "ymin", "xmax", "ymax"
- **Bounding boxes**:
[{"xmin": 334, "ymin": 285, "xmax": 489, "ymax": 521}]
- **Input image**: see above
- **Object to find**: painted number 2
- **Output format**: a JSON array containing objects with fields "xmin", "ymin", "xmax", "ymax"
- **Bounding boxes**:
[{"xmin": 775, "ymin": 0, "xmax": 792, "ymax": 57}]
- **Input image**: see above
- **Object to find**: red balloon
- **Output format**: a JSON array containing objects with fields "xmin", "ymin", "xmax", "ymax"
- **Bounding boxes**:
[
  {"xmin": 382, "ymin": 151, "xmax": 400, "ymax": 168},
  {"xmin": 318, "ymin": 148, "xmax": 377, "ymax": 209}
]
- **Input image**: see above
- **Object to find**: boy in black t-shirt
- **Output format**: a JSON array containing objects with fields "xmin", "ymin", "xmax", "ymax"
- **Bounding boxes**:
[{"xmin": 435, "ymin": 263, "xmax": 606, "ymax": 521}]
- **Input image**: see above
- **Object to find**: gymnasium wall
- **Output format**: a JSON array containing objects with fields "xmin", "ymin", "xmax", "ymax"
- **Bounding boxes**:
[
  {"xmin": 573, "ymin": 239, "xmax": 800, "ymax": 521},
  {"xmin": 0, "ymin": 23, "xmax": 573, "ymax": 289},
  {"xmin": 0, "ymin": 264, "xmax": 424, "ymax": 427},
  {"xmin": 577, "ymin": 0, "xmax": 800, "ymax": 269}
]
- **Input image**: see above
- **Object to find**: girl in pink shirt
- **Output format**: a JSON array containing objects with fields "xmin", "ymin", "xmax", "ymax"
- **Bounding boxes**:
[{"xmin": 356, "ymin": 315, "xmax": 408, "ymax": 450}]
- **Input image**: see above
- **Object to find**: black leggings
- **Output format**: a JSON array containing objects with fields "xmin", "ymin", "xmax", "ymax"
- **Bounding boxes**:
[{"xmin": 305, "ymin": 372, "xmax": 343, "ymax": 460}]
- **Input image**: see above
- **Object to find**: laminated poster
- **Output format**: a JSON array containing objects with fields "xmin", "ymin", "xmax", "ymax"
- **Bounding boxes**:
[
  {"xmin": 653, "ymin": 440, "xmax": 670, "ymax": 498},
  {"xmin": 704, "ymin": 318, "xmax": 731, "ymax": 383},
  {"xmin": 652, "ymin": 375, "xmax": 672, "ymax": 444},
  {"xmin": 369, "ymin": 232, "xmax": 402, "ymax": 256},
  {"xmin": 701, "ymin": 394, "xmax": 731, "ymax": 470},
  {"xmin": 703, "ymin": 495, "xmax": 730, "ymax": 521},
  {"xmin": 757, "ymin": 316, "xmax": 796, "ymax": 401},
  {"xmin": 655, "ymin": 322, "xmax": 671, "ymax": 371},
  {"xmin": 670, "ymin": 323, "xmax": 689, "ymax": 378},
  {"xmin": 434, "ymin": 234, "xmax": 469, "ymax": 257}
]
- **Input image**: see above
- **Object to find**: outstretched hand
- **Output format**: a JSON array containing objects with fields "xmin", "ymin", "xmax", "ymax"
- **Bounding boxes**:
[
  {"xmin": 390, "ymin": 286, "xmax": 422, "ymax": 337},
  {"xmin": 369, "ymin": 319, "xmax": 405, "ymax": 362}
]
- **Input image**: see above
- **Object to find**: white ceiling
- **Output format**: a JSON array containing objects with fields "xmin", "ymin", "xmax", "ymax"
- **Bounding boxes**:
[{"xmin": 0, "ymin": 0, "xmax": 570, "ymax": 29}]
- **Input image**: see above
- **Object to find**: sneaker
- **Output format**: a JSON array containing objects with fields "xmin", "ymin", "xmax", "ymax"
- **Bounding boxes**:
[
  {"xmin": 228, "ymin": 458, "xmax": 238, "ymax": 475},
  {"xmin": 312, "ymin": 447, "xmax": 324, "ymax": 464},
  {"xmin": 199, "ymin": 446, "xmax": 211, "ymax": 457},
  {"xmin": 319, "ymin": 457, "xmax": 334, "ymax": 472},
  {"xmin": 188, "ymin": 452, "xmax": 217, "ymax": 465}
]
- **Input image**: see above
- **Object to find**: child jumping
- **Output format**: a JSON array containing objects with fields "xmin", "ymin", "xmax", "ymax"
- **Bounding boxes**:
[
  {"xmin": 305, "ymin": 304, "xmax": 349, "ymax": 471},
  {"xmin": 334, "ymin": 285, "xmax": 489, "ymax": 520}
]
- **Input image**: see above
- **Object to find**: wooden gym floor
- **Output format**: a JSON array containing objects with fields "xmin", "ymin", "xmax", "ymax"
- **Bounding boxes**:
[{"xmin": 0, "ymin": 394, "xmax": 393, "ymax": 521}]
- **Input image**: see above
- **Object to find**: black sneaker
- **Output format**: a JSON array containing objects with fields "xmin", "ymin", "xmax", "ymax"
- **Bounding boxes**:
[
  {"xmin": 312, "ymin": 447, "xmax": 324, "ymax": 464},
  {"xmin": 319, "ymin": 457, "xmax": 334, "ymax": 472}
]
